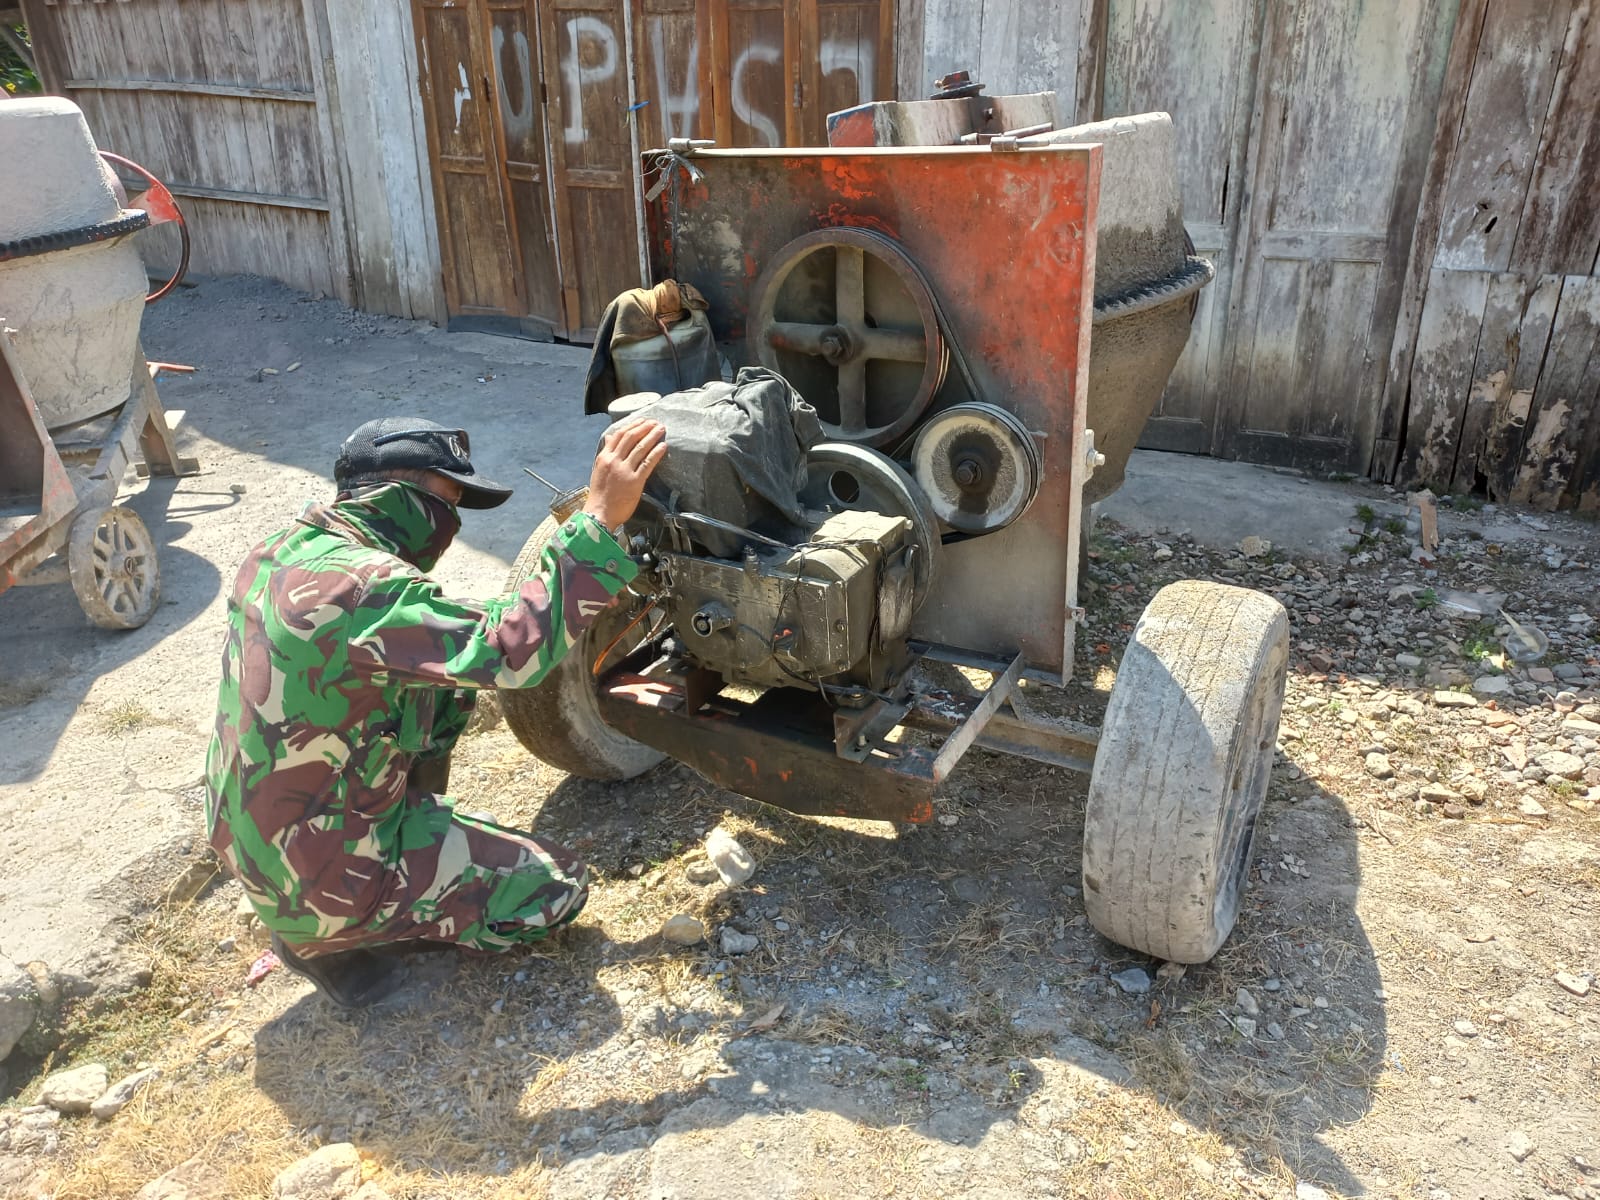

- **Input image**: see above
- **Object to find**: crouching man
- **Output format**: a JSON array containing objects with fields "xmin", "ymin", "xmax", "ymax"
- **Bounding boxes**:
[{"xmin": 204, "ymin": 416, "xmax": 666, "ymax": 1007}]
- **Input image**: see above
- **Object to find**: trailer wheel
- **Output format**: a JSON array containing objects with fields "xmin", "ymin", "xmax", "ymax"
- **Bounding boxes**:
[
  {"xmin": 1082, "ymin": 580, "xmax": 1289, "ymax": 963},
  {"xmin": 500, "ymin": 517, "xmax": 665, "ymax": 781},
  {"xmin": 68, "ymin": 505, "xmax": 161, "ymax": 630}
]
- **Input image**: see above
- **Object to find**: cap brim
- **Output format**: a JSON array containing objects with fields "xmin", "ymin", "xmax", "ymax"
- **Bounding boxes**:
[{"xmin": 436, "ymin": 469, "xmax": 514, "ymax": 509}]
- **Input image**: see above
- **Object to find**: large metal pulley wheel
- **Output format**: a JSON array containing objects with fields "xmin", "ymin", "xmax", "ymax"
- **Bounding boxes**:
[
  {"xmin": 798, "ymin": 442, "xmax": 941, "ymax": 607},
  {"xmin": 749, "ymin": 228, "xmax": 947, "ymax": 448},
  {"xmin": 911, "ymin": 403, "xmax": 1042, "ymax": 534},
  {"xmin": 68, "ymin": 505, "xmax": 161, "ymax": 629}
]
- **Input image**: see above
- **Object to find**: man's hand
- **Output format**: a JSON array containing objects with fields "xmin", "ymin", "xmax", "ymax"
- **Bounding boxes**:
[{"xmin": 584, "ymin": 419, "xmax": 668, "ymax": 529}]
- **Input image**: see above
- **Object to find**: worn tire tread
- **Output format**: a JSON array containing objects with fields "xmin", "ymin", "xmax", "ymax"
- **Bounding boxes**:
[
  {"xmin": 1084, "ymin": 580, "xmax": 1289, "ymax": 962},
  {"xmin": 499, "ymin": 517, "xmax": 664, "ymax": 781}
]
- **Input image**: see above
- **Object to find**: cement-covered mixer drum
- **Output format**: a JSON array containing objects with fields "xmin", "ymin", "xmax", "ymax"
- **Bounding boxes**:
[{"xmin": 0, "ymin": 97, "xmax": 152, "ymax": 431}]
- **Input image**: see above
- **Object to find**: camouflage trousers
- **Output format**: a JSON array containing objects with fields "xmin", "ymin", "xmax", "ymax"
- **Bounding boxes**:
[{"xmin": 284, "ymin": 788, "xmax": 590, "ymax": 958}]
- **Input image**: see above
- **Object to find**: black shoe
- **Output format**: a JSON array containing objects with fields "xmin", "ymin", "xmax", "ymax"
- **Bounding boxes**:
[{"xmin": 270, "ymin": 933, "xmax": 406, "ymax": 1009}]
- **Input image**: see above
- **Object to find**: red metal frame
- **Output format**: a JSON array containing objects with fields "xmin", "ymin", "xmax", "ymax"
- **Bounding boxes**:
[{"xmin": 643, "ymin": 144, "xmax": 1101, "ymax": 680}]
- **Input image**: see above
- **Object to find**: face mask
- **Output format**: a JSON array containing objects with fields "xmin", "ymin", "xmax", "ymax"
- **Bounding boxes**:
[
  {"xmin": 343, "ymin": 481, "xmax": 462, "ymax": 571},
  {"xmin": 408, "ymin": 488, "xmax": 463, "ymax": 569}
]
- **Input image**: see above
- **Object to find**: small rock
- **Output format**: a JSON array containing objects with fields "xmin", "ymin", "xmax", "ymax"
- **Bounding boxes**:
[
  {"xmin": 217, "ymin": 937, "xmax": 237, "ymax": 955},
  {"xmin": 1156, "ymin": 961, "xmax": 1187, "ymax": 983},
  {"xmin": 684, "ymin": 860, "xmax": 721, "ymax": 886},
  {"xmin": 1365, "ymin": 752, "xmax": 1394, "ymax": 780},
  {"xmin": 1507, "ymin": 1131, "xmax": 1535, "ymax": 1162},
  {"xmin": 1562, "ymin": 718, "xmax": 1600, "ymax": 737},
  {"xmin": 1233, "ymin": 1016, "xmax": 1257, "ymax": 1038},
  {"xmin": 0, "ymin": 955, "xmax": 40, "ymax": 1061},
  {"xmin": 136, "ymin": 1156, "xmax": 227, "ymax": 1200},
  {"xmin": 1473, "ymin": 675, "xmax": 1512, "ymax": 696},
  {"xmin": 705, "ymin": 828, "xmax": 756, "ymax": 887},
  {"xmin": 38, "ymin": 1063, "xmax": 109, "ymax": 1114},
  {"xmin": 1152, "ymin": 543, "xmax": 1174, "ymax": 562},
  {"xmin": 286, "ymin": 361, "xmax": 302, "ymax": 373},
  {"xmin": 1536, "ymin": 750, "xmax": 1585, "ymax": 780},
  {"xmin": 91, "ymin": 1067, "xmax": 158, "ymax": 1121},
  {"xmin": 1528, "ymin": 667, "xmax": 1557, "ymax": 684},
  {"xmin": 1239, "ymin": 536, "xmax": 1270, "ymax": 559},
  {"xmin": 1554, "ymin": 972, "xmax": 1591, "ymax": 997},
  {"xmin": 1296, "ymin": 1183, "xmax": 1332, "ymax": 1200},
  {"xmin": 1519, "ymin": 797, "xmax": 1550, "ymax": 818},
  {"xmin": 1111, "ymin": 968, "xmax": 1151, "ymax": 995},
  {"xmin": 1435, "ymin": 691, "xmax": 1478, "ymax": 708},
  {"xmin": 661, "ymin": 915, "xmax": 705, "ymax": 947},
  {"xmin": 228, "ymin": 483, "xmax": 248, "ymax": 496},
  {"xmin": 1267, "ymin": 1022, "xmax": 1285, "ymax": 1040},
  {"xmin": 1442, "ymin": 803, "xmax": 1467, "ymax": 820},
  {"xmin": 1452, "ymin": 1019, "xmax": 1478, "ymax": 1038},
  {"xmin": 270, "ymin": 1142, "xmax": 363, "ymax": 1200},
  {"xmin": 1235, "ymin": 988, "xmax": 1260, "ymax": 1016},
  {"xmin": 720, "ymin": 928, "xmax": 759, "ymax": 956},
  {"xmin": 1395, "ymin": 653, "xmax": 1423, "ymax": 670}
]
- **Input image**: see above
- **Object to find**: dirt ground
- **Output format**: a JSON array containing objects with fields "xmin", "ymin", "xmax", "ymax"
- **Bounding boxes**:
[{"xmin": 2, "ymin": 277, "xmax": 1597, "ymax": 1200}]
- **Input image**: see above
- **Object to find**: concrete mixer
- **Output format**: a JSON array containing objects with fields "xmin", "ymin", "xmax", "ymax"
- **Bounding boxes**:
[{"xmin": 0, "ymin": 96, "xmax": 198, "ymax": 629}]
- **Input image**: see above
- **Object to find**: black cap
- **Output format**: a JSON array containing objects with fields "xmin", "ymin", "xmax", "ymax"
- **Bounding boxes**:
[{"xmin": 334, "ymin": 417, "xmax": 513, "ymax": 510}]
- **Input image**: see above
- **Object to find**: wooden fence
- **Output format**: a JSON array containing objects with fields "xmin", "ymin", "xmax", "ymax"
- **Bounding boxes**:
[{"xmin": 22, "ymin": 0, "xmax": 349, "ymax": 301}]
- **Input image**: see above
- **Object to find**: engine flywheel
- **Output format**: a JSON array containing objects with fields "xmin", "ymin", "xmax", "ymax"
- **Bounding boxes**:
[
  {"xmin": 911, "ymin": 403, "xmax": 1042, "ymax": 535},
  {"xmin": 749, "ymin": 228, "xmax": 947, "ymax": 447}
]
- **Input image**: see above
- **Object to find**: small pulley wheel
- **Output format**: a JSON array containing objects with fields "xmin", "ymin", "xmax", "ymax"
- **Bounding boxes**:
[
  {"xmin": 911, "ymin": 403, "xmax": 1042, "ymax": 534},
  {"xmin": 798, "ymin": 442, "xmax": 941, "ymax": 609},
  {"xmin": 749, "ymin": 228, "xmax": 947, "ymax": 447},
  {"xmin": 68, "ymin": 505, "xmax": 161, "ymax": 630}
]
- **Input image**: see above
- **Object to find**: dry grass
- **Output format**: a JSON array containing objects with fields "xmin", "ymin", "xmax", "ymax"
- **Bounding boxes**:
[{"xmin": 19, "ymin": 518, "xmax": 1600, "ymax": 1199}]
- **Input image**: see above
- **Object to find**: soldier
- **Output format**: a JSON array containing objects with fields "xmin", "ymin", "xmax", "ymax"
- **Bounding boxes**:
[{"xmin": 205, "ymin": 416, "xmax": 667, "ymax": 1007}]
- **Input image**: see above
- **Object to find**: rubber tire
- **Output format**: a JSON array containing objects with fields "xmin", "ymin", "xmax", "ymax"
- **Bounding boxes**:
[
  {"xmin": 498, "ymin": 517, "xmax": 665, "ymax": 781},
  {"xmin": 1082, "ymin": 580, "xmax": 1289, "ymax": 963},
  {"xmin": 68, "ymin": 505, "xmax": 161, "ymax": 630}
]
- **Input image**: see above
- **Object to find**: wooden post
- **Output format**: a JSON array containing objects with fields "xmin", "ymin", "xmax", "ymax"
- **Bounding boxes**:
[{"xmin": 17, "ymin": 0, "xmax": 68, "ymax": 93}]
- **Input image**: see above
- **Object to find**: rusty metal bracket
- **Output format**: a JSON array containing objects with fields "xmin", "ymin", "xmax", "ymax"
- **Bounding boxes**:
[{"xmin": 598, "ymin": 671, "xmax": 940, "ymax": 823}]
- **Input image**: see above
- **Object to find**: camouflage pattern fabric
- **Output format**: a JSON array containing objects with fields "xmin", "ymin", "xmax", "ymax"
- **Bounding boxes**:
[{"xmin": 204, "ymin": 482, "xmax": 637, "ymax": 955}]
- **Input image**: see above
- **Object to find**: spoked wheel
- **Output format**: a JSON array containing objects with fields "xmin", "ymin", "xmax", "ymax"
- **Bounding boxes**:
[
  {"xmin": 68, "ymin": 505, "xmax": 161, "ymax": 630},
  {"xmin": 500, "ymin": 517, "xmax": 666, "ymax": 780},
  {"xmin": 1082, "ymin": 581, "xmax": 1289, "ymax": 963},
  {"xmin": 749, "ymin": 228, "xmax": 947, "ymax": 447}
]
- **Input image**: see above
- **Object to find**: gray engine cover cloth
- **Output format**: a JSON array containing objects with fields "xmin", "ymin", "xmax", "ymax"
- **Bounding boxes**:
[{"xmin": 619, "ymin": 367, "xmax": 824, "ymax": 557}]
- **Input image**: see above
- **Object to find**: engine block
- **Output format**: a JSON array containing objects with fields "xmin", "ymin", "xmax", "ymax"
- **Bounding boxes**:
[{"xmin": 658, "ymin": 509, "xmax": 916, "ymax": 692}]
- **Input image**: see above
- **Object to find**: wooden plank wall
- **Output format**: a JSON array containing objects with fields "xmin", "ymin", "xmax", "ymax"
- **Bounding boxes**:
[
  {"xmin": 28, "ymin": 0, "xmax": 349, "ymax": 303},
  {"xmin": 1390, "ymin": 0, "xmax": 1600, "ymax": 509},
  {"xmin": 916, "ymin": 0, "xmax": 1082, "ymax": 102},
  {"xmin": 311, "ymin": 0, "xmax": 444, "ymax": 321}
]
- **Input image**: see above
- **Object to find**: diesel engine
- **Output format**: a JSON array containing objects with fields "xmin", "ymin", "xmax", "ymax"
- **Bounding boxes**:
[{"xmin": 610, "ymin": 368, "xmax": 931, "ymax": 695}]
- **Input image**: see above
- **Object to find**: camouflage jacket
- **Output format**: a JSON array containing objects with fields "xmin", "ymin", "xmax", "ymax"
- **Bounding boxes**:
[{"xmin": 203, "ymin": 482, "xmax": 636, "ymax": 940}]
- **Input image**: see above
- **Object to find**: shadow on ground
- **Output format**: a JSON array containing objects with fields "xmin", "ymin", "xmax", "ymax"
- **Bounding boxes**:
[
  {"xmin": 0, "ymin": 478, "xmax": 228, "ymax": 781},
  {"xmin": 249, "ymin": 678, "xmax": 1386, "ymax": 1194}
]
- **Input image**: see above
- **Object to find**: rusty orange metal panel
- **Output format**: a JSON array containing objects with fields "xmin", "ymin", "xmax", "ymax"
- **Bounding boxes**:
[{"xmin": 644, "ymin": 144, "xmax": 1101, "ymax": 678}]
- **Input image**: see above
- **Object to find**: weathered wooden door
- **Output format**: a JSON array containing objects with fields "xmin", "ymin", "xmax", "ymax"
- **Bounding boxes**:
[
  {"xmin": 488, "ymin": 0, "xmax": 566, "ymax": 334},
  {"xmin": 1100, "ymin": 0, "xmax": 1264, "ymax": 455},
  {"xmin": 413, "ymin": 0, "xmax": 524, "ymax": 325},
  {"xmin": 709, "ymin": 0, "xmax": 893, "ymax": 147},
  {"xmin": 1215, "ymin": 0, "xmax": 1459, "ymax": 470},
  {"xmin": 542, "ymin": 0, "xmax": 644, "ymax": 338},
  {"xmin": 1099, "ymin": 0, "xmax": 1458, "ymax": 469}
]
